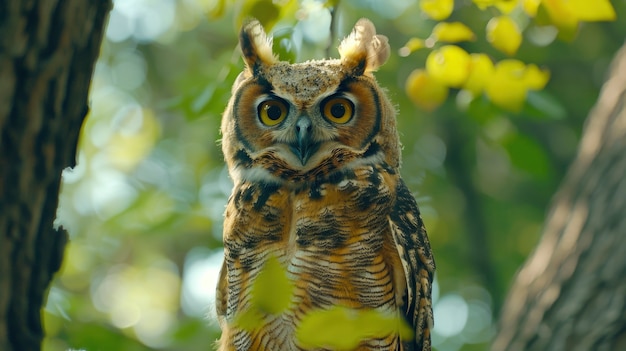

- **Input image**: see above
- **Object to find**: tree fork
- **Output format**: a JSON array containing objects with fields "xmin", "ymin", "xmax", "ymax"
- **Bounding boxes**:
[{"xmin": 0, "ymin": 1, "xmax": 112, "ymax": 350}]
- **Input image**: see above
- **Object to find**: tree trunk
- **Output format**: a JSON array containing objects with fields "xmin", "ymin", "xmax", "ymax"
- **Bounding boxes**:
[
  {"xmin": 0, "ymin": 1, "xmax": 111, "ymax": 350},
  {"xmin": 492, "ymin": 42, "xmax": 626, "ymax": 351}
]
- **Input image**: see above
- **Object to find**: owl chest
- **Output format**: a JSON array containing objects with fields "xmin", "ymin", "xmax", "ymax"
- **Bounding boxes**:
[
  {"xmin": 221, "ymin": 167, "xmax": 405, "ymax": 349},
  {"xmin": 223, "ymin": 168, "xmax": 396, "ymax": 263},
  {"xmin": 223, "ymin": 166, "xmax": 400, "ymax": 306}
]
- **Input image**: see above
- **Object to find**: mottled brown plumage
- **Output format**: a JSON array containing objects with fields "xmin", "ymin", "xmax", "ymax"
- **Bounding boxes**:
[{"xmin": 217, "ymin": 18, "xmax": 435, "ymax": 351}]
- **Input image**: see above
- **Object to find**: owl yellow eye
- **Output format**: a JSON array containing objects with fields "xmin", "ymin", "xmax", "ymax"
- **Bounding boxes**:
[
  {"xmin": 322, "ymin": 97, "xmax": 354, "ymax": 124},
  {"xmin": 258, "ymin": 99, "xmax": 288, "ymax": 126}
]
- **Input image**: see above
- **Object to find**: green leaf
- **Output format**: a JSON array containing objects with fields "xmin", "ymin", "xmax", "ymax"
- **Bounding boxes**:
[
  {"xmin": 524, "ymin": 90, "xmax": 566, "ymax": 120},
  {"xmin": 296, "ymin": 306, "xmax": 413, "ymax": 350},
  {"xmin": 505, "ymin": 134, "xmax": 552, "ymax": 179},
  {"xmin": 236, "ymin": 0, "xmax": 281, "ymax": 30},
  {"xmin": 251, "ymin": 256, "xmax": 293, "ymax": 315},
  {"xmin": 234, "ymin": 308, "xmax": 265, "ymax": 331},
  {"xmin": 272, "ymin": 27, "xmax": 297, "ymax": 63}
]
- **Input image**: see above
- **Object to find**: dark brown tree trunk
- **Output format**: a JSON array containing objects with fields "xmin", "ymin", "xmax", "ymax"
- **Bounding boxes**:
[
  {"xmin": 0, "ymin": 1, "xmax": 111, "ymax": 351},
  {"xmin": 492, "ymin": 42, "xmax": 626, "ymax": 351}
]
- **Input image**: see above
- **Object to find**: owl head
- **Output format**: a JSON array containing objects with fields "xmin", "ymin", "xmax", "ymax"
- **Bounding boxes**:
[{"xmin": 221, "ymin": 19, "xmax": 400, "ymax": 184}]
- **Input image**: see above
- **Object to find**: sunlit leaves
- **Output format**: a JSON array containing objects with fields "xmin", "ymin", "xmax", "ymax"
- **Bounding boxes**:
[
  {"xmin": 533, "ymin": 0, "xmax": 615, "ymax": 39},
  {"xmin": 432, "ymin": 22, "xmax": 476, "ymax": 43},
  {"xmin": 399, "ymin": 23, "xmax": 475, "ymax": 57},
  {"xmin": 232, "ymin": 258, "xmax": 413, "ymax": 349},
  {"xmin": 487, "ymin": 16, "xmax": 522, "ymax": 55},
  {"xmin": 398, "ymin": 38, "xmax": 426, "ymax": 57},
  {"xmin": 235, "ymin": 0, "xmax": 298, "ymax": 30},
  {"xmin": 485, "ymin": 60, "xmax": 550, "ymax": 111},
  {"xmin": 234, "ymin": 256, "xmax": 294, "ymax": 331},
  {"xmin": 472, "ymin": 0, "xmax": 496, "ymax": 10},
  {"xmin": 462, "ymin": 54, "xmax": 495, "ymax": 95},
  {"xmin": 401, "ymin": 0, "xmax": 617, "ymax": 112},
  {"xmin": 234, "ymin": 308, "xmax": 265, "ymax": 331},
  {"xmin": 420, "ymin": 0, "xmax": 454, "ymax": 20},
  {"xmin": 295, "ymin": 306, "xmax": 413, "ymax": 350},
  {"xmin": 406, "ymin": 69, "xmax": 449, "ymax": 111},
  {"xmin": 522, "ymin": 0, "xmax": 541, "ymax": 16},
  {"xmin": 544, "ymin": 0, "xmax": 616, "ymax": 22},
  {"xmin": 407, "ymin": 42, "xmax": 552, "ymax": 112},
  {"xmin": 208, "ymin": 0, "xmax": 227, "ymax": 18},
  {"xmin": 251, "ymin": 256, "xmax": 293, "ymax": 314},
  {"xmin": 522, "ymin": 63, "xmax": 551, "ymax": 90},
  {"xmin": 472, "ymin": 0, "xmax": 516, "ymax": 13},
  {"xmin": 409, "ymin": 44, "xmax": 550, "ymax": 112},
  {"xmin": 426, "ymin": 45, "xmax": 471, "ymax": 88}
]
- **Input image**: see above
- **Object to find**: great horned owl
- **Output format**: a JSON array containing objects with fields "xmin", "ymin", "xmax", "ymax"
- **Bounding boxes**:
[{"xmin": 216, "ymin": 18, "xmax": 435, "ymax": 351}]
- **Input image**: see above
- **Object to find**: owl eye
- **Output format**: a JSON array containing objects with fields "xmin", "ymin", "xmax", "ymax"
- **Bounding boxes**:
[
  {"xmin": 258, "ymin": 99, "xmax": 288, "ymax": 126},
  {"xmin": 322, "ymin": 97, "xmax": 354, "ymax": 124}
]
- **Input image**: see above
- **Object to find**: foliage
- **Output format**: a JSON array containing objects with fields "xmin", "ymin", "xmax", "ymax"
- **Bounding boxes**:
[
  {"xmin": 233, "ymin": 256, "xmax": 294, "ymax": 330},
  {"xmin": 403, "ymin": 0, "xmax": 616, "ymax": 111},
  {"xmin": 296, "ymin": 306, "xmax": 413, "ymax": 350},
  {"xmin": 47, "ymin": 0, "xmax": 625, "ymax": 351},
  {"xmin": 232, "ymin": 256, "xmax": 411, "ymax": 349}
]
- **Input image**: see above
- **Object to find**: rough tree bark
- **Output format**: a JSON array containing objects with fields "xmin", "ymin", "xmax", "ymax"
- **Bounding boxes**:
[
  {"xmin": 492, "ymin": 42, "xmax": 626, "ymax": 351},
  {"xmin": 0, "ymin": 1, "xmax": 111, "ymax": 351}
]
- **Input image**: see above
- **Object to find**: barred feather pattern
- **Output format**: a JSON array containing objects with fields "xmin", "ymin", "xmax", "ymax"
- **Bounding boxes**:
[{"xmin": 217, "ymin": 158, "xmax": 435, "ymax": 351}]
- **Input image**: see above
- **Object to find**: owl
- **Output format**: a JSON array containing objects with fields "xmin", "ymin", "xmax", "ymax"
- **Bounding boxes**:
[{"xmin": 216, "ymin": 18, "xmax": 435, "ymax": 351}]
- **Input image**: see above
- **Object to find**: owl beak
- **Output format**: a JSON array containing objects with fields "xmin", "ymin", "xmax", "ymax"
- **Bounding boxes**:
[{"xmin": 291, "ymin": 115, "xmax": 317, "ymax": 166}]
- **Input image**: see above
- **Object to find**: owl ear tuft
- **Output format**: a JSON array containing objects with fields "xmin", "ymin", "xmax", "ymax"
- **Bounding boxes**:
[
  {"xmin": 240, "ymin": 19, "xmax": 278, "ymax": 73},
  {"xmin": 338, "ymin": 18, "xmax": 390, "ymax": 75}
]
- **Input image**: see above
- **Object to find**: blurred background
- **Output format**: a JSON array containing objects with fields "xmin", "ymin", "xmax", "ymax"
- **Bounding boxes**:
[{"xmin": 46, "ymin": 0, "xmax": 625, "ymax": 350}]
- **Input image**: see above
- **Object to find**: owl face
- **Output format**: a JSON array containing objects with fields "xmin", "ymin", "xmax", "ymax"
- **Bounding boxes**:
[{"xmin": 221, "ymin": 19, "xmax": 400, "ymax": 184}]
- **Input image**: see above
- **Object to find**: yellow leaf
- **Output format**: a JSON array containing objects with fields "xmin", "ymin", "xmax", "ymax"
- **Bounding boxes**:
[
  {"xmin": 523, "ymin": 64, "xmax": 550, "ymax": 90},
  {"xmin": 494, "ymin": 0, "xmax": 518, "ymax": 14},
  {"xmin": 473, "ymin": 0, "xmax": 496, "ymax": 10},
  {"xmin": 234, "ymin": 308, "xmax": 265, "ymax": 331},
  {"xmin": 540, "ymin": 0, "xmax": 579, "ymax": 38},
  {"xmin": 431, "ymin": 22, "xmax": 476, "ymax": 43},
  {"xmin": 462, "ymin": 53, "xmax": 495, "ymax": 95},
  {"xmin": 235, "ymin": 0, "xmax": 297, "ymax": 30},
  {"xmin": 208, "ymin": 0, "xmax": 227, "ymax": 18},
  {"xmin": 486, "ymin": 16, "xmax": 522, "ymax": 56},
  {"xmin": 426, "ymin": 45, "xmax": 471, "ymax": 87},
  {"xmin": 295, "ymin": 306, "xmax": 413, "ymax": 350},
  {"xmin": 420, "ymin": 0, "xmax": 454, "ymax": 20},
  {"xmin": 567, "ymin": 0, "xmax": 616, "ymax": 21},
  {"xmin": 485, "ymin": 59, "xmax": 528, "ymax": 111},
  {"xmin": 357, "ymin": 309, "xmax": 414, "ymax": 342},
  {"xmin": 406, "ymin": 69, "xmax": 449, "ymax": 111},
  {"xmin": 522, "ymin": 0, "xmax": 541, "ymax": 16},
  {"xmin": 398, "ymin": 38, "xmax": 426, "ymax": 57},
  {"xmin": 251, "ymin": 256, "xmax": 293, "ymax": 315}
]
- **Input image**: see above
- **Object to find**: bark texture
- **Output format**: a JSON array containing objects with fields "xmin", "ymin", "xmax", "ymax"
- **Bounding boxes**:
[
  {"xmin": 492, "ymin": 42, "xmax": 626, "ymax": 351},
  {"xmin": 0, "ymin": 1, "xmax": 111, "ymax": 350}
]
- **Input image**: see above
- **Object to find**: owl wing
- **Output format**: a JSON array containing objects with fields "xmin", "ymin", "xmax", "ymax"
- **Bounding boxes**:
[
  {"xmin": 389, "ymin": 179, "xmax": 436, "ymax": 351},
  {"xmin": 215, "ymin": 260, "xmax": 228, "ymax": 324}
]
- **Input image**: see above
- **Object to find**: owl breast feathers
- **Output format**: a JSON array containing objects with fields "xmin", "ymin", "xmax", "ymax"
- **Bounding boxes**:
[{"xmin": 217, "ymin": 18, "xmax": 435, "ymax": 351}]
